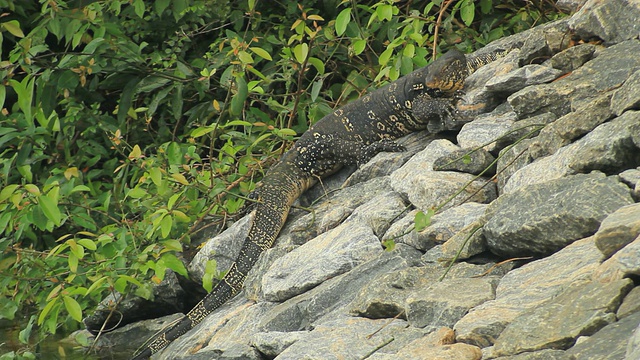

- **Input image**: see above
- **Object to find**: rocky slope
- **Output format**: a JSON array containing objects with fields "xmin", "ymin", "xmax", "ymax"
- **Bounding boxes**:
[{"xmin": 85, "ymin": 0, "xmax": 640, "ymax": 358}]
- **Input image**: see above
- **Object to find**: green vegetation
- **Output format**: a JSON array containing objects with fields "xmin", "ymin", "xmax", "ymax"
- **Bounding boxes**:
[{"xmin": 0, "ymin": 0, "xmax": 563, "ymax": 357}]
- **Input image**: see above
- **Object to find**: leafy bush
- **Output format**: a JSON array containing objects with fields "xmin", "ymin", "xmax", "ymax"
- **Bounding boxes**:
[{"xmin": 0, "ymin": 0, "xmax": 563, "ymax": 356}]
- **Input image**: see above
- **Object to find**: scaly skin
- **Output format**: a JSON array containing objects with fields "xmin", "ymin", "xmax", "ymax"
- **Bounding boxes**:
[{"xmin": 131, "ymin": 47, "xmax": 507, "ymax": 359}]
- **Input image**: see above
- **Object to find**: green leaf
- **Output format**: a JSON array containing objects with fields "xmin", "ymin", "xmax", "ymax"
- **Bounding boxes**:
[
  {"xmin": 311, "ymin": 79, "xmax": 323, "ymax": 102},
  {"xmin": 1, "ymin": 20, "xmax": 25, "ymax": 38},
  {"xmin": 68, "ymin": 252, "xmax": 78, "ymax": 273},
  {"xmin": 0, "ymin": 184, "xmax": 19, "ymax": 202},
  {"xmin": 335, "ymin": 8, "xmax": 351, "ymax": 36},
  {"xmin": 403, "ymin": 43, "xmax": 415, "ymax": 58},
  {"xmin": 480, "ymin": 0, "xmax": 492, "ymax": 14},
  {"xmin": 18, "ymin": 316, "xmax": 35, "ymax": 344},
  {"xmin": 160, "ymin": 214, "xmax": 173, "ymax": 238},
  {"xmin": 250, "ymin": 46, "xmax": 273, "ymax": 61},
  {"xmin": 376, "ymin": 4, "xmax": 394, "ymax": 22},
  {"xmin": 160, "ymin": 253, "xmax": 188, "ymax": 277},
  {"xmin": 38, "ymin": 298, "xmax": 58, "ymax": 325},
  {"xmin": 191, "ymin": 126, "xmax": 215, "ymax": 138},
  {"xmin": 133, "ymin": 0, "xmax": 145, "ymax": 18},
  {"xmin": 38, "ymin": 194, "xmax": 61, "ymax": 226},
  {"xmin": 161, "ymin": 239, "xmax": 183, "ymax": 252},
  {"xmin": 0, "ymin": 212, "xmax": 11, "ymax": 236},
  {"xmin": 167, "ymin": 193, "xmax": 181, "ymax": 210},
  {"xmin": 237, "ymin": 50, "xmax": 254, "ymax": 64},
  {"xmin": 166, "ymin": 141, "xmax": 183, "ymax": 165},
  {"xmin": 381, "ymin": 239, "xmax": 396, "ymax": 252},
  {"xmin": 126, "ymin": 186, "xmax": 147, "ymax": 199},
  {"xmin": 62, "ymin": 296, "xmax": 82, "ymax": 322},
  {"xmin": 414, "ymin": 209, "xmax": 435, "ymax": 232},
  {"xmin": 148, "ymin": 84, "xmax": 173, "ymax": 116},
  {"xmin": 460, "ymin": 0, "xmax": 475, "ymax": 26},
  {"xmin": 155, "ymin": 0, "xmax": 171, "ymax": 15},
  {"xmin": 293, "ymin": 43, "xmax": 309, "ymax": 64},
  {"xmin": 117, "ymin": 76, "xmax": 142, "ymax": 123},
  {"xmin": 70, "ymin": 185, "xmax": 91, "ymax": 194},
  {"xmin": 353, "ymin": 39, "xmax": 367, "ymax": 55},
  {"xmin": 149, "ymin": 166, "xmax": 163, "ymax": 186},
  {"xmin": 0, "ymin": 83, "xmax": 5, "ymax": 110},
  {"xmin": 202, "ymin": 259, "xmax": 218, "ymax": 292},
  {"xmin": 77, "ymin": 238, "xmax": 97, "ymax": 250},
  {"xmin": 85, "ymin": 276, "xmax": 107, "ymax": 297},
  {"xmin": 307, "ymin": 57, "xmax": 325, "ymax": 75},
  {"xmin": 172, "ymin": 83, "xmax": 184, "ymax": 121},
  {"xmin": 378, "ymin": 47, "xmax": 394, "ymax": 66},
  {"xmin": 229, "ymin": 77, "xmax": 248, "ymax": 116},
  {"xmin": 0, "ymin": 297, "xmax": 18, "ymax": 320}
]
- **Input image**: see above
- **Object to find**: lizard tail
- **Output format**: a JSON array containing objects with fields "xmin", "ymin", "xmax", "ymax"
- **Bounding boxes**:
[{"xmin": 132, "ymin": 154, "xmax": 315, "ymax": 359}]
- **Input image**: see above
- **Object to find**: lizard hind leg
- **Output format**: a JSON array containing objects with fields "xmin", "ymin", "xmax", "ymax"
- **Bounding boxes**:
[{"xmin": 294, "ymin": 135, "xmax": 406, "ymax": 174}]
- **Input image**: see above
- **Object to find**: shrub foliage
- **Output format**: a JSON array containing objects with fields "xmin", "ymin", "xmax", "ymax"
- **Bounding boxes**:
[{"xmin": 0, "ymin": 0, "xmax": 563, "ymax": 356}]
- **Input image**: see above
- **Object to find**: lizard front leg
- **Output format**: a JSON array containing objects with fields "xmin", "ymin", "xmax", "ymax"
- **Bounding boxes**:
[{"xmin": 412, "ymin": 93, "xmax": 470, "ymax": 133}]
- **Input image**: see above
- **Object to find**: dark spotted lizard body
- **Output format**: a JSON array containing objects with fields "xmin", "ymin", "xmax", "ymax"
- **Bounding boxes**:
[{"xmin": 131, "ymin": 48, "xmax": 506, "ymax": 359}]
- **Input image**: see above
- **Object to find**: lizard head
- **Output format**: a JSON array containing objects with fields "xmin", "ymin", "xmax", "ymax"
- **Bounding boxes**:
[{"xmin": 423, "ymin": 49, "xmax": 468, "ymax": 96}]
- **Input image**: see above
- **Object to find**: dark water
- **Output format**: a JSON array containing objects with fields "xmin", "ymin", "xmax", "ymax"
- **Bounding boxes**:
[{"xmin": 0, "ymin": 319, "xmax": 98, "ymax": 360}]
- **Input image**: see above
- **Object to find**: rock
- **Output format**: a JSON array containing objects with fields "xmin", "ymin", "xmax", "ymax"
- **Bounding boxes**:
[
  {"xmin": 627, "ymin": 320, "xmax": 640, "ymax": 360},
  {"xmin": 611, "ymin": 69, "xmax": 640, "ymax": 115},
  {"xmin": 244, "ymin": 246, "xmax": 289, "ymax": 302},
  {"xmin": 251, "ymin": 331, "xmax": 306, "ymax": 358},
  {"xmin": 568, "ymin": 0, "xmax": 640, "ymax": 45},
  {"xmin": 344, "ymin": 190, "xmax": 407, "ymax": 236},
  {"xmin": 349, "ymin": 262, "xmax": 503, "ymax": 321},
  {"xmin": 593, "ymin": 234, "xmax": 640, "ymax": 282},
  {"xmin": 83, "ymin": 270, "xmax": 185, "ymax": 333},
  {"xmin": 390, "ymin": 139, "xmax": 497, "ymax": 211},
  {"xmin": 381, "ymin": 202, "xmax": 486, "ymax": 252},
  {"xmin": 189, "ymin": 215, "xmax": 252, "ymax": 282},
  {"xmin": 90, "ymin": 313, "xmax": 183, "ymax": 358},
  {"xmin": 508, "ymin": 40, "xmax": 640, "ymax": 119},
  {"xmin": 490, "ymin": 349, "xmax": 571, "ymax": 360},
  {"xmin": 160, "ymin": 299, "xmax": 270, "ymax": 359},
  {"xmin": 504, "ymin": 111, "xmax": 640, "ymax": 194},
  {"xmin": 492, "ymin": 279, "xmax": 632, "ymax": 356},
  {"xmin": 485, "ymin": 65, "xmax": 563, "ymax": 93},
  {"xmin": 259, "ymin": 246, "xmax": 421, "ymax": 332},
  {"xmin": 280, "ymin": 176, "xmax": 393, "ymax": 247},
  {"xmin": 549, "ymin": 43, "xmax": 597, "ymax": 73},
  {"xmin": 454, "ymin": 237, "xmax": 604, "ymax": 348},
  {"xmin": 405, "ymin": 277, "xmax": 497, "ymax": 328},
  {"xmin": 456, "ymin": 50, "xmax": 522, "ymax": 120},
  {"xmin": 528, "ymin": 92, "xmax": 614, "ymax": 159},
  {"xmin": 617, "ymin": 286, "xmax": 640, "ymax": 320},
  {"xmin": 565, "ymin": 310, "xmax": 640, "ymax": 360},
  {"xmin": 456, "ymin": 109, "xmax": 518, "ymax": 153},
  {"xmin": 273, "ymin": 317, "xmax": 423, "ymax": 360},
  {"xmin": 485, "ymin": 172, "xmax": 634, "ymax": 257},
  {"xmin": 382, "ymin": 210, "xmax": 431, "ymax": 250},
  {"xmin": 261, "ymin": 221, "xmax": 381, "ymax": 302},
  {"xmin": 619, "ymin": 167, "xmax": 640, "ymax": 188},
  {"xmin": 343, "ymin": 131, "xmax": 440, "ymax": 187},
  {"xmin": 496, "ymin": 112, "xmax": 556, "ymax": 150},
  {"xmin": 496, "ymin": 139, "xmax": 534, "ymax": 194},
  {"xmin": 393, "ymin": 341, "xmax": 483, "ymax": 360},
  {"xmin": 594, "ymin": 203, "xmax": 640, "ymax": 257},
  {"xmin": 424, "ymin": 202, "xmax": 487, "ymax": 243},
  {"xmin": 556, "ymin": 0, "xmax": 587, "ymax": 13},
  {"xmin": 441, "ymin": 219, "xmax": 487, "ymax": 260},
  {"xmin": 433, "ymin": 147, "xmax": 497, "ymax": 176}
]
